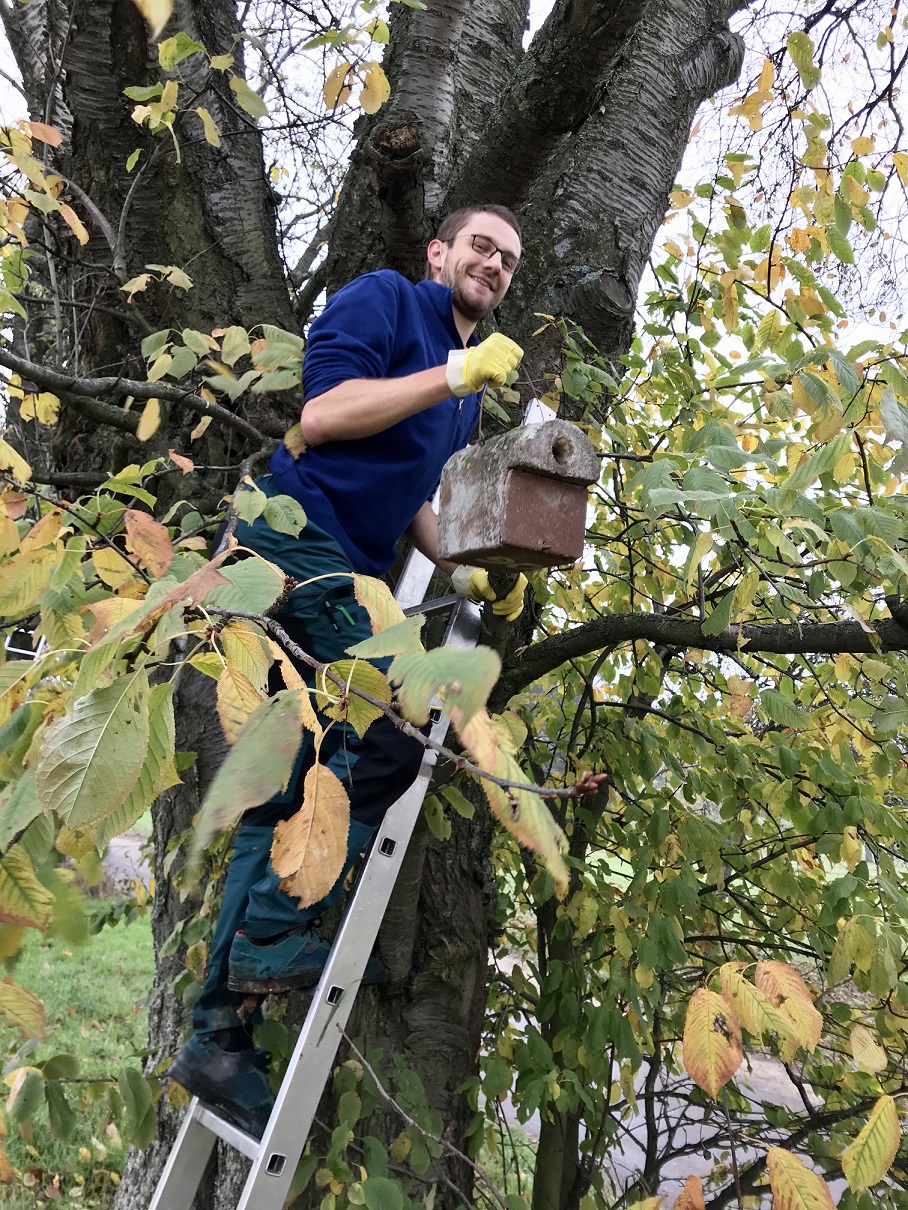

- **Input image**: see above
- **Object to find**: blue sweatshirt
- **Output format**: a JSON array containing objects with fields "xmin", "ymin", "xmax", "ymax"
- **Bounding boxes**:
[{"xmin": 268, "ymin": 271, "xmax": 481, "ymax": 575}]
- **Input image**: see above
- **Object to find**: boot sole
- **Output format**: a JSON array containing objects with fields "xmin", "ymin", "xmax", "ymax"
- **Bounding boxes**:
[{"xmin": 227, "ymin": 971, "xmax": 321, "ymax": 994}]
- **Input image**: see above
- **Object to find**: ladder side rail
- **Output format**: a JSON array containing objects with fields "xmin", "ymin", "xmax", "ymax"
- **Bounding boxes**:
[
  {"xmin": 235, "ymin": 597, "xmax": 481, "ymax": 1210},
  {"xmin": 148, "ymin": 1107, "xmax": 220, "ymax": 1210}
]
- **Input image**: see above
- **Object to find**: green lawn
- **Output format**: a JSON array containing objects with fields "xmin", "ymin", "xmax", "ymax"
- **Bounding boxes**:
[{"xmin": 1, "ymin": 906, "xmax": 154, "ymax": 1208}]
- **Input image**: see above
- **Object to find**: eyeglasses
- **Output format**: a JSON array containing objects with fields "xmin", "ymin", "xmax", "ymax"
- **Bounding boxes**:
[{"xmin": 453, "ymin": 233, "xmax": 521, "ymax": 274}]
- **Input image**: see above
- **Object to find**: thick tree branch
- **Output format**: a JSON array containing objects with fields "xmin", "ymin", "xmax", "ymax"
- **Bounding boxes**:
[
  {"xmin": 0, "ymin": 347, "xmax": 269, "ymax": 446},
  {"xmin": 498, "ymin": 611, "xmax": 908, "ymax": 701},
  {"xmin": 447, "ymin": 0, "xmax": 645, "ymax": 211}
]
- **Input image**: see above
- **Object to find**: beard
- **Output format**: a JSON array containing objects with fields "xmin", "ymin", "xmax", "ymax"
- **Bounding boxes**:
[{"xmin": 441, "ymin": 264, "xmax": 501, "ymax": 322}]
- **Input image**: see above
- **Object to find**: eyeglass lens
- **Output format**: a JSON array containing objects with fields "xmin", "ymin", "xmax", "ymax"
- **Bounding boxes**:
[{"xmin": 470, "ymin": 234, "xmax": 519, "ymax": 273}]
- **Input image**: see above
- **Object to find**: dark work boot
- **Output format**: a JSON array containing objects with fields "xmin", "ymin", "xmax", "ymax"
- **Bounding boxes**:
[
  {"xmin": 227, "ymin": 925, "xmax": 385, "ymax": 993},
  {"xmin": 168, "ymin": 1034, "xmax": 274, "ymax": 1139}
]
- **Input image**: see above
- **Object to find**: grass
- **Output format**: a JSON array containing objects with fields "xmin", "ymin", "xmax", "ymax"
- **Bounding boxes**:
[{"xmin": 1, "ymin": 904, "xmax": 154, "ymax": 1209}]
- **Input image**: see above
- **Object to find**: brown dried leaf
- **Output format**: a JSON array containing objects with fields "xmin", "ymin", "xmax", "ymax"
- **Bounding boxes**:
[
  {"xmin": 271, "ymin": 763, "xmax": 350, "ymax": 907},
  {"xmin": 673, "ymin": 1177, "xmax": 705, "ymax": 1210},
  {"xmin": 168, "ymin": 448, "xmax": 194, "ymax": 475},
  {"xmin": 125, "ymin": 509, "xmax": 174, "ymax": 579}
]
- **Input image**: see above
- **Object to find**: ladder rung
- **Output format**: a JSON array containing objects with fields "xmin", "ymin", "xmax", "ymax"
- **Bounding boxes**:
[{"xmin": 192, "ymin": 1102, "xmax": 262, "ymax": 1159}]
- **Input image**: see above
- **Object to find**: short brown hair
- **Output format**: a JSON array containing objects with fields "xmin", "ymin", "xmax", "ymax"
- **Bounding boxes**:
[{"xmin": 434, "ymin": 205, "xmax": 522, "ymax": 244}]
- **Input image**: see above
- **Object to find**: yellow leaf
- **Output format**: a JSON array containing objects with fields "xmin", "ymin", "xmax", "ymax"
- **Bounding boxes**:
[
  {"xmin": 842, "ymin": 1095, "xmax": 901, "ymax": 1191},
  {"xmin": 217, "ymin": 666, "xmax": 265, "ymax": 744},
  {"xmin": 209, "ymin": 54, "xmax": 234, "ymax": 71},
  {"xmin": 717, "ymin": 963, "xmax": 799, "ymax": 1052},
  {"xmin": 221, "ymin": 622, "xmax": 271, "ymax": 693},
  {"xmin": 673, "ymin": 1176, "xmax": 705, "ymax": 1210},
  {"xmin": 627, "ymin": 1200, "xmax": 664, "ymax": 1210},
  {"xmin": 0, "ymin": 978, "xmax": 44, "ymax": 1039},
  {"xmin": 0, "ymin": 548, "xmax": 57, "ymax": 613},
  {"xmin": 0, "ymin": 848, "xmax": 55, "ymax": 929},
  {"xmin": 685, "ymin": 530, "xmax": 713, "ymax": 593},
  {"xmin": 682, "ymin": 988, "xmax": 742, "ymax": 1099},
  {"xmin": 59, "ymin": 202, "xmax": 88, "ymax": 245},
  {"xmin": 131, "ymin": 0, "xmax": 173, "ymax": 38},
  {"xmin": 20, "ymin": 509, "xmax": 63, "ymax": 553},
  {"xmin": 850, "ymin": 1023, "xmax": 887, "ymax": 1074},
  {"xmin": 851, "ymin": 135, "xmax": 875, "ymax": 156},
  {"xmin": 319, "ymin": 658, "xmax": 390, "ymax": 738},
  {"xmin": 190, "ymin": 414, "xmax": 212, "ymax": 440},
  {"xmin": 92, "ymin": 547, "xmax": 139, "ymax": 590},
  {"xmin": 136, "ymin": 397, "xmax": 161, "ymax": 441},
  {"xmin": 187, "ymin": 651, "xmax": 224, "ymax": 681},
  {"xmin": 756, "ymin": 960, "xmax": 823, "ymax": 1053},
  {"xmin": 841, "ymin": 825, "xmax": 863, "ymax": 872},
  {"xmin": 271, "ymin": 764, "xmax": 350, "ymax": 907},
  {"xmin": 894, "ymin": 152, "xmax": 908, "ymax": 187},
  {"xmin": 323, "ymin": 61, "xmax": 353, "ymax": 110},
  {"xmin": 0, "ymin": 515, "xmax": 20, "ymax": 557},
  {"xmin": 195, "ymin": 106, "xmax": 221, "ymax": 147},
  {"xmin": 122, "ymin": 273, "xmax": 151, "ymax": 300},
  {"xmin": 0, "ymin": 438, "xmax": 31, "ymax": 483},
  {"xmin": 353, "ymin": 574, "xmax": 405, "ymax": 633},
  {"xmin": 767, "ymin": 1148, "xmax": 835, "ymax": 1210},
  {"xmin": 35, "ymin": 392, "xmax": 60, "ymax": 425},
  {"xmin": 360, "ymin": 62, "xmax": 390, "ymax": 115}
]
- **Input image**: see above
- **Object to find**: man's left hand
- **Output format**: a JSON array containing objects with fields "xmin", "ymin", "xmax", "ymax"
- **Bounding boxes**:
[{"xmin": 452, "ymin": 566, "xmax": 529, "ymax": 622}]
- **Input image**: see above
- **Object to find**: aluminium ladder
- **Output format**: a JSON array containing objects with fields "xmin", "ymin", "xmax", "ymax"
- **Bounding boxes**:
[{"xmin": 149, "ymin": 546, "xmax": 481, "ymax": 1210}]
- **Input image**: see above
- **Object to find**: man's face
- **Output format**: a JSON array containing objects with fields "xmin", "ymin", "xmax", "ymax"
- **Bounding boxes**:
[{"xmin": 427, "ymin": 213, "xmax": 521, "ymax": 323}]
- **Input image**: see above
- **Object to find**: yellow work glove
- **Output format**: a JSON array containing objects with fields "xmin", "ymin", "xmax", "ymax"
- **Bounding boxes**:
[
  {"xmin": 451, "ymin": 566, "xmax": 529, "ymax": 622},
  {"xmin": 446, "ymin": 333, "xmax": 523, "ymax": 397}
]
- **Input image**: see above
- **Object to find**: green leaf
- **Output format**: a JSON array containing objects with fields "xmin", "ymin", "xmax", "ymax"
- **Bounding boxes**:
[
  {"xmin": 158, "ymin": 32, "xmax": 205, "ymax": 70},
  {"xmin": 760, "ymin": 688, "xmax": 812, "ymax": 730},
  {"xmin": 92, "ymin": 683, "xmax": 179, "ymax": 848},
  {"xmin": 141, "ymin": 329, "xmax": 170, "ymax": 359},
  {"xmin": 254, "ymin": 325, "xmax": 304, "ymax": 368},
  {"xmin": 346, "ymin": 615, "xmax": 425, "ymax": 658},
  {"xmin": 389, "ymin": 646, "xmax": 501, "ymax": 726},
  {"xmin": 362, "ymin": 1176, "xmax": 405, "ymax": 1210},
  {"xmin": 8, "ymin": 1068, "xmax": 44, "ymax": 1122},
  {"xmin": 827, "ymin": 226, "xmax": 855, "ymax": 264},
  {"xmin": 191, "ymin": 691, "xmax": 302, "ymax": 856},
  {"xmin": 783, "ymin": 431, "xmax": 851, "ymax": 495},
  {"xmin": 41, "ymin": 1054, "xmax": 80, "ymax": 1080},
  {"xmin": 422, "ymin": 794, "xmax": 451, "ymax": 840},
  {"xmin": 167, "ymin": 343, "xmax": 198, "ymax": 379},
  {"xmin": 229, "ymin": 76, "xmax": 269, "ymax": 119},
  {"xmin": 123, "ymin": 83, "xmax": 164, "ymax": 101},
  {"xmin": 439, "ymin": 784, "xmax": 475, "ymax": 819},
  {"xmin": 118, "ymin": 1066, "xmax": 156, "ymax": 1148},
  {"xmin": 263, "ymin": 494, "xmax": 307, "ymax": 537},
  {"xmin": 206, "ymin": 557, "xmax": 286, "ymax": 614},
  {"xmin": 45, "ymin": 1081, "xmax": 77, "ymax": 1140},
  {"xmin": 126, "ymin": 148, "xmax": 141, "ymax": 171},
  {"xmin": 701, "ymin": 591, "xmax": 734, "ymax": 636},
  {"xmin": 35, "ymin": 670, "xmax": 150, "ymax": 828},
  {"xmin": 234, "ymin": 485, "xmax": 267, "ymax": 526},
  {"xmin": 220, "ymin": 325, "xmax": 251, "ymax": 366},
  {"xmin": 0, "ymin": 772, "xmax": 40, "ymax": 855}
]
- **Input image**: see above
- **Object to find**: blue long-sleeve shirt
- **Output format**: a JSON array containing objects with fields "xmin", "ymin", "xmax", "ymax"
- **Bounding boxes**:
[{"xmin": 268, "ymin": 271, "xmax": 481, "ymax": 575}]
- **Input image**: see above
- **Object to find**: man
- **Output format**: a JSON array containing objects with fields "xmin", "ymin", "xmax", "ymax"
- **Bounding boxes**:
[{"xmin": 170, "ymin": 206, "xmax": 527, "ymax": 1137}]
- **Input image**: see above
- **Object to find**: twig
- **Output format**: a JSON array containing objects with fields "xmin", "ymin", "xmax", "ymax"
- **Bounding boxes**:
[
  {"xmin": 340, "ymin": 1031, "xmax": 509, "ymax": 1210},
  {"xmin": 206, "ymin": 607, "xmax": 599, "ymax": 803}
]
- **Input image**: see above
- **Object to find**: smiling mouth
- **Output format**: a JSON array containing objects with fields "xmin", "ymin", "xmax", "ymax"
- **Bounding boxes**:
[{"xmin": 469, "ymin": 275, "xmax": 495, "ymax": 290}]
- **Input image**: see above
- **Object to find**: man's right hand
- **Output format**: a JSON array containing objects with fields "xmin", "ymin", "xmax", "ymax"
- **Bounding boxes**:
[{"xmin": 446, "ymin": 333, "xmax": 523, "ymax": 397}]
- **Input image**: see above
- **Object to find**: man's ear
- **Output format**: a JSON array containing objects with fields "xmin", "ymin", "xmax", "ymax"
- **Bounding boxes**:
[{"xmin": 426, "ymin": 237, "xmax": 446, "ymax": 279}]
